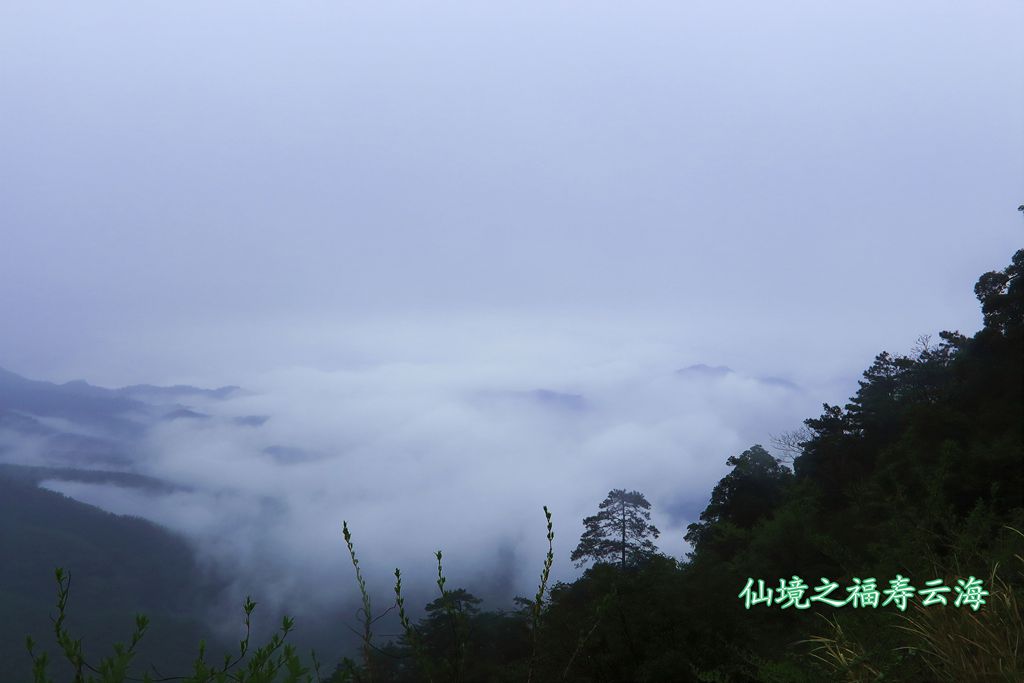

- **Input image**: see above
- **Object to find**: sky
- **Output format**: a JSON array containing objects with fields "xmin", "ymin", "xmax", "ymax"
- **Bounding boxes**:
[{"xmin": 1, "ymin": 0, "xmax": 1022, "ymax": 620}]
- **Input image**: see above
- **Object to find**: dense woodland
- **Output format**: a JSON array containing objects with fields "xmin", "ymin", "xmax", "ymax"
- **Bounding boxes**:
[
  {"xmin": 0, "ymin": 468, "xmax": 224, "ymax": 681},
  {"xmin": 9, "ymin": 247, "xmax": 1024, "ymax": 682}
]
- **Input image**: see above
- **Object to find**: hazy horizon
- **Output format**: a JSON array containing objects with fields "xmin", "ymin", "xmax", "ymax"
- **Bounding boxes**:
[{"xmin": 1, "ymin": 0, "xmax": 1022, "ymax": 628}]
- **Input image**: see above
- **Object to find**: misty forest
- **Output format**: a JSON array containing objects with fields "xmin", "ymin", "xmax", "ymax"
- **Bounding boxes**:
[
  {"xmin": 3, "ymin": 3, "xmax": 1023, "ymax": 683},
  {"xmin": 2, "ymin": 249, "xmax": 1022, "ymax": 681}
]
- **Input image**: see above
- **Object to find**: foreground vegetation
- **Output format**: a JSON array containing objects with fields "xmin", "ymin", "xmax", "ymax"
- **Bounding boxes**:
[{"xmin": 20, "ymin": 248, "xmax": 1024, "ymax": 681}]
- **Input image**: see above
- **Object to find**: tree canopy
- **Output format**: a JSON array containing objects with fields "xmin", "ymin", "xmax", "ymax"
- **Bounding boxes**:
[
  {"xmin": 571, "ymin": 488, "xmax": 661, "ymax": 568},
  {"xmin": 684, "ymin": 444, "xmax": 792, "ymax": 553},
  {"xmin": 19, "ymin": 247, "xmax": 1024, "ymax": 682}
]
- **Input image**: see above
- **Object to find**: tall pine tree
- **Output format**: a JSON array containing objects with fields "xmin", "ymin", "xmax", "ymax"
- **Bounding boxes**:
[{"xmin": 571, "ymin": 489, "xmax": 661, "ymax": 568}]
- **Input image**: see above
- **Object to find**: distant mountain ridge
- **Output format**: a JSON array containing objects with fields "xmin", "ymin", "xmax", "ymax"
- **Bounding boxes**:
[
  {"xmin": 0, "ymin": 365, "xmax": 243, "ymax": 431},
  {"xmin": 0, "ymin": 365, "xmax": 258, "ymax": 472},
  {"xmin": 0, "ymin": 366, "xmax": 240, "ymax": 417},
  {"xmin": 117, "ymin": 383, "xmax": 242, "ymax": 401},
  {"xmin": 0, "ymin": 366, "xmax": 147, "ymax": 434},
  {"xmin": 676, "ymin": 363, "xmax": 801, "ymax": 391}
]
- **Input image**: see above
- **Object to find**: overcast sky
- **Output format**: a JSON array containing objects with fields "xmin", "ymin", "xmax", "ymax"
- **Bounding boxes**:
[
  {"xmin": 1, "ymin": 0, "xmax": 1021, "ymax": 385},
  {"xmin": 1, "ymin": 1, "xmax": 1022, "ymax": 617}
]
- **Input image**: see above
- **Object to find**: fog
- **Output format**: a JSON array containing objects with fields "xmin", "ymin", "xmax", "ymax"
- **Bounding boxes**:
[
  {"xmin": 1, "ymin": 0, "xmax": 1022, "ymax": 635},
  {"xmin": 7, "ymin": 317, "xmax": 828, "ymax": 619},
  {"xmin": 2, "ymin": 1, "xmax": 1021, "ymax": 384}
]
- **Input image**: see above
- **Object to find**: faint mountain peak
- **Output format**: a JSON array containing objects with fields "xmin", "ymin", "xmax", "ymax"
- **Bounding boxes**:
[
  {"xmin": 676, "ymin": 363, "xmax": 734, "ymax": 378},
  {"xmin": 0, "ymin": 365, "xmax": 145, "ymax": 434},
  {"xmin": 117, "ymin": 384, "xmax": 243, "ymax": 400},
  {"xmin": 529, "ymin": 389, "xmax": 587, "ymax": 411},
  {"xmin": 474, "ymin": 387, "xmax": 588, "ymax": 412},
  {"xmin": 263, "ymin": 445, "xmax": 321, "ymax": 463},
  {"xmin": 162, "ymin": 408, "xmax": 210, "ymax": 421},
  {"xmin": 676, "ymin": 364, "xmax": 802, "ymax": 391},
  {"xmin": 234, "ymin": 415, "xmax": 269, "ymax": 427},
  {"xmin": 757, "ymin": 376, "xmax": 801, "ymax": 391}
]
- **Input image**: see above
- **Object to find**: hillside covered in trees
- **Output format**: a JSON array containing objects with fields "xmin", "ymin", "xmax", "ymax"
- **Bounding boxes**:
[
  {"xmin": 17, "ymin": 248, "xmax": 1024, "ymax": 681},
  {"xmin": 0, "ymin": 470, "xmax": 228, "ymax": 682}
]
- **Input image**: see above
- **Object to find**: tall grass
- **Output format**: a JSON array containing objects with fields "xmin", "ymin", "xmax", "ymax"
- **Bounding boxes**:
[
  {"xmin": 806, "ymin": 531, "xmax": 1024, "ymax": 682},
  {"xmin": 342, "ymin": 521, "xmax": 377, "ymax": 683},
  {"xmin": 892, "ymin": 562, "xmax": 1024, "ymax": 680},
  {"xmin": 527, "ymin": 506, "xmax": 554, "ymax": 683}
]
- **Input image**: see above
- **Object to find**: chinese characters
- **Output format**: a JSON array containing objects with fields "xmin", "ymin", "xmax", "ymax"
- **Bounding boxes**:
[{"xmin": 738, "ymin": 575, "xmax": 988, "ymax": 611}]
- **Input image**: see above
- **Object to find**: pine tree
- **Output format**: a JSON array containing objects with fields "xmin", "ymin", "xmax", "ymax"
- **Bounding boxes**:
[{"xmin": 571, "ymin": 489, "xmax": 660, "ymax": 569}]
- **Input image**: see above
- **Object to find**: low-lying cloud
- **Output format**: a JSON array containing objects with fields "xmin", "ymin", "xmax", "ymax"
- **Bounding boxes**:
[{"xmin": 7, "ymin": 316, "xmax": 836, "ymax": 624}]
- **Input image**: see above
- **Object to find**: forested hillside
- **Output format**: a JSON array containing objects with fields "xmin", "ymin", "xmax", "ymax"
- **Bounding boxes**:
[
  {"xmin": 16, "ymin": 248, "xmax": 1024, "ymax": 682},
  {"xmin": 0, "ymin": 472, "xmax": 226, "ymax": 681}
]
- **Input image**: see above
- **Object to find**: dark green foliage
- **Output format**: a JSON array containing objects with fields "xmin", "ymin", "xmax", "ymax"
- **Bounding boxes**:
[
  {"xmin": 571, "ymin": 489, "xmax": 661, "ymax": 569},
  {"xmin": 0, "ymin": 471, "xmax": 224, "ymax": 681},
  {"xmin": 685, "ymin": 445, "xmax": 792, "ymax": 554},
  {"xmin": 541, "ymin": 248, "xmax": 1023, "ymax": 679},
  {"xmin": 26, "ymin": 569, "xmax": 324, "ymax": 683},
  {"xmin": 669, "ymin": 248, "xmax": 1024, "ymax": 679},
  {"xmin": 16, "ymin": 247, "xmax": 1024, "ymax": 681}
]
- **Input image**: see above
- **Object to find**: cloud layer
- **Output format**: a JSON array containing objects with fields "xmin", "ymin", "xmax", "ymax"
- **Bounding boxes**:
[{"xmin": 13, "ymin": 318, "xmax": 827, "ymax": 621}]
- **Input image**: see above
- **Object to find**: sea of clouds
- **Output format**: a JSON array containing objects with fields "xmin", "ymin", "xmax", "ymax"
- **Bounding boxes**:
[{"xmin": 23, "ymin": 314, "xmax": 846, "ymax": 626}]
